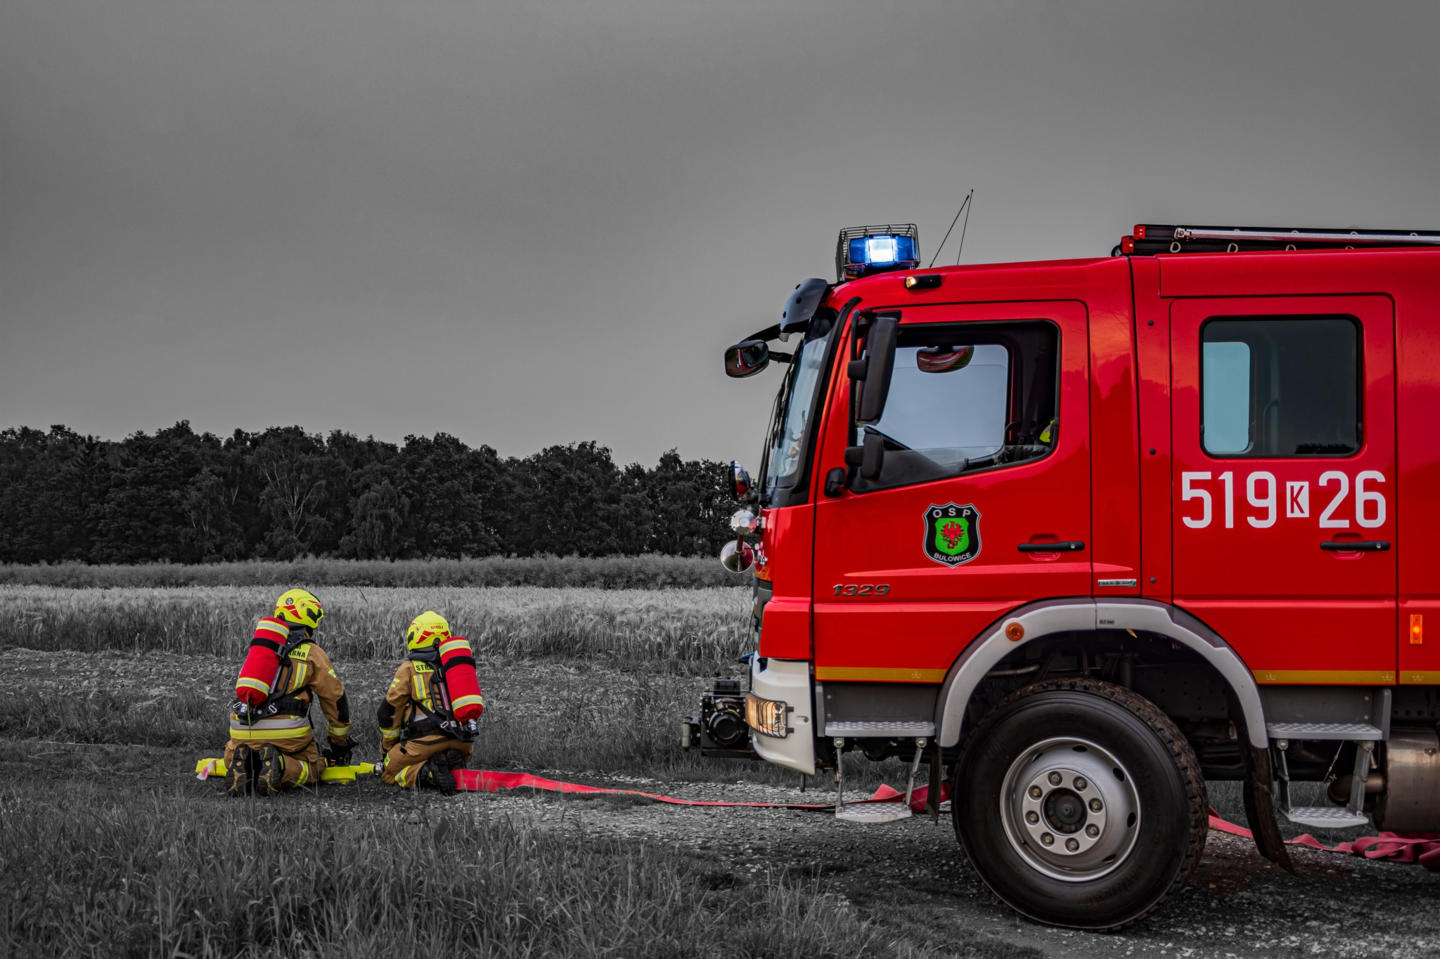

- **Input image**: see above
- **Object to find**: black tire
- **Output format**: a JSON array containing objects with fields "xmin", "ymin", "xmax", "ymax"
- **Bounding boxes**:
[{"xmin": 952, "ymin": 678, "xmax": 1207, "ymax": 930}]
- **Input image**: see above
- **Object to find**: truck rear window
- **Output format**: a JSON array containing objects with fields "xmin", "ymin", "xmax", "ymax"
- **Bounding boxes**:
[{"xmin": 1201, "ymin": 316, "xmax": 1361, "ymax": 457}]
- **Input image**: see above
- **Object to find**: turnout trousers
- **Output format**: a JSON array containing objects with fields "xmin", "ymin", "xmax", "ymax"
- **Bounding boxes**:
[
  {"xmin": 381, "ymin": 735, "xmax": 473, "ymax": 789},
  {"xmin": 224, "ymin": 734, "xmax": 322, "ymax": 788}
]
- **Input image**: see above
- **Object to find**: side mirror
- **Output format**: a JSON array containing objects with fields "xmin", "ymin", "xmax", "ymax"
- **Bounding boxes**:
[
  {"xmin": 728, "ymin": 461, "xmax": 752, "ymax": 500},
  {"xmin": 852, "ymin": 316, "xmax": 898, "ymax": 425},
  {"xmin": 724, "ymin": 340, "xmax": 770, "ymax": 378},
  {"xmin": 843, "ymin": 430, "xmax": 886, "ymax": 481},
  {"xmin": 719, "ymin": 540, "xmax": 755, "ymax": 573}
]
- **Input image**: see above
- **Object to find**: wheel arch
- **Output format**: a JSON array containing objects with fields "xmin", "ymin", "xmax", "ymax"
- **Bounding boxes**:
[{"xmin": 934, "ymin": 598, "xmax": 1268, "ymax": 749}]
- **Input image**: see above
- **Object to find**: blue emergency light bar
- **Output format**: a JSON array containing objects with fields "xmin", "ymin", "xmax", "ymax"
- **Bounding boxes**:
[{"xmin": 835, "ymin": 223, "xmax": 921, "ymax": 281}]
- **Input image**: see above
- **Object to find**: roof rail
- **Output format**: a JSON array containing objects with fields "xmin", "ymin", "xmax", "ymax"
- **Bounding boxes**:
[{"xmin": 1116, "ymin": 224, "xmax": 1440, "ymax": 256}]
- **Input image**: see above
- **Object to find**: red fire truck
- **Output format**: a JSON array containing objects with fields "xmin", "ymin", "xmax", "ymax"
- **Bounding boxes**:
[{"xmin": 684, "ymin": 222, "xmax": 1440, "ymax": 929}]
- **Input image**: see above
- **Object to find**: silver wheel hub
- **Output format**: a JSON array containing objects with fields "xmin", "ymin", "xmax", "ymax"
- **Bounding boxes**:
[{"xmin": 999, "ymin": 736, "xmax": 1140, "ymax": 882}]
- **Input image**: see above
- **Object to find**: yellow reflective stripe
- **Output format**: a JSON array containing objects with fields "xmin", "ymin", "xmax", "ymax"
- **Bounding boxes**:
[
  {"xmin": 395, "ymin": 765, "xmax": 413, "ymax": 787},
  {"xmin": 237, "ymin": 677, "xmax": 271, "ymax": 696},
  {"xmin": 290, "ymin": 662, "xmax": 309, "ymax": 690},
  {"xmin": 294, "ymin": 761, "xmax": 309, "ymax": 786},
  {"xmin": 1252, "ymin": 669, "xmax": 1396, "ymax": 685},
  {"xmin": 439, "ymin": 638, "xmax": 472, "ymax": 657},
  {"xmin": 814, "ymin": 666, "xmax": 947, "ymax": 683},
  {"xmin": 327, "ymin": 723, "xmax": 350, "ymax": 737},
  {"xmin": 378, "ymin": 726, "xmax": 399, "ymax": 738},
  {"xmin": 412, "ymin": 671, "xmax": 431, "ymax": 710},
  {"xmin": 255, "ymin": 620, "xmax": 289, "ymax": 641},
  {"xmin": 228, "ymin": 725, "xmax": 313, "ymax": 740},
  {"xmin": 451, "ymin": 694, "xmax": 483, "ymax": 711}
]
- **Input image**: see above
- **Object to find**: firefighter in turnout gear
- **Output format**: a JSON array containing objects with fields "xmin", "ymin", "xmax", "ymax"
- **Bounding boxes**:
[
  {"xmin": 377, "ymin": 611, "xmax": 484, "ymax": 794},
  {"xmin": 224, "ymin": 588, "xmax": 354, "ymax": 796}
]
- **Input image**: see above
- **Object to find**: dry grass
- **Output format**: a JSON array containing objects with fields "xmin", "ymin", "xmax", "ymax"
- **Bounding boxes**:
[
  {"xmin": 0, "ymin": 584, "xmax": 750, "ymax": 666},
  {"xmin": 0, "ymin": 777, "xmax": 892, "ymax": 959}
]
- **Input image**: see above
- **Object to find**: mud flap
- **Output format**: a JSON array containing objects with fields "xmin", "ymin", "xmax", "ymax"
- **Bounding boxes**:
[{"xmin": 1241, "ymin": 745, "xmax": 1295, "ymax": 873}]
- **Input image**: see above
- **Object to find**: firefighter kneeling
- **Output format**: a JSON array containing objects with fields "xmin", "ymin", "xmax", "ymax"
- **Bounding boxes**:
[
  {"xmin": 225, "ymin": 588, "xmax": 355, "ymax": 796},
  {"xmin": 377, "ymin": 611, "xmax": 484, "ymax": 794}
]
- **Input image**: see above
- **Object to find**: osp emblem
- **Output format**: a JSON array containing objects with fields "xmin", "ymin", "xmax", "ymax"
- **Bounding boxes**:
[{"xmin": 924, "ymin": 503, "xmax": 981, "ymax": 567}]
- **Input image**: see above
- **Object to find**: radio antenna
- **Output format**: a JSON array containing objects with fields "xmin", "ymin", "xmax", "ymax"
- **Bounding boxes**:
[
  {"xmin": 955, "ymin": 190, "xmax": 973, "ymax": 265},
  {"xmin": 928, "ymin": 188, "xmax": 973, "ymax": 268}
]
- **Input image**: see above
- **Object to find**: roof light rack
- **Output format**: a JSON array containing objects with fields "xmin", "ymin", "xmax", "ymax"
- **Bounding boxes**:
[{"xmin": 1116, "ymin": 224, "xmax": 1440, "ymax": 256}]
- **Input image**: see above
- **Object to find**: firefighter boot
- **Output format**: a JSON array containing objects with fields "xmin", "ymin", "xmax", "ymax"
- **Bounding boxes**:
[
  {"xmin": 417, "ymin": 753, "xmax": 460, "ymax": 796},
  {"xmin": 254, "ymin": 744, "xmax": 287, "ymax": 796},
  {"xmin": 226, "ymin": 744, "xmax": 255, "ymax": 797}
]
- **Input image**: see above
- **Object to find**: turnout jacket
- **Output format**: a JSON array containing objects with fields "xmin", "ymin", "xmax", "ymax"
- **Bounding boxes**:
[
  {"xmin": 229, "ymin": 640, "xmax": 352, "ymax": 746},
  {"xmin": 377, "ymin": 657, "xmax": 483, "ymax": 752}
]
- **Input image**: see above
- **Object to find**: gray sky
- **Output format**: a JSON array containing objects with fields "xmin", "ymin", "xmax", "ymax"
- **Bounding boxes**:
[{"xmin": 3, "ymin": 1, "xmax": 1437, "ymax": 467}]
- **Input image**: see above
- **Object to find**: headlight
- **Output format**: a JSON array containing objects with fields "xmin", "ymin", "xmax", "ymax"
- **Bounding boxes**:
[{"xmin": 745, "ymin": 692, "xmax": 790, "ymax": 738}]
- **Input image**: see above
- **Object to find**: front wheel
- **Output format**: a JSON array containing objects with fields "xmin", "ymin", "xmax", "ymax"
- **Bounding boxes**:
[{"xmin": 953, "ymin": 678, "xmax": 1207, "ymax": 930}]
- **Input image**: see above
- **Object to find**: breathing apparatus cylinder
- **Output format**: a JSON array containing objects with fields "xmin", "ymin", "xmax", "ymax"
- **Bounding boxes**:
[
  {"xmin": 235, "ymin": 617, "xmax": 293, "ymax": 706},
  {"xmin": 438, "ymin": 636, "xmax": 484, "ymax": 721}
]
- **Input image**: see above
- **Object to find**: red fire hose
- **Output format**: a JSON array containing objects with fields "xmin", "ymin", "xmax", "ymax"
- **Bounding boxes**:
[
  {"xmin": 454, "ymin": 768, "xmax": 946, "ymax": 812},
  {"xmin": 198, "ymin": 757, "xmax": 1438, "ymax": 868}
]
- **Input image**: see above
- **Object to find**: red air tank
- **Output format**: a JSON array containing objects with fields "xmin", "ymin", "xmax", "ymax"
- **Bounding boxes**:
[
  {"xmin": 235, "ymin": 617, "xmax": 292, "ymax": 706},
  {"xmin": 438, "ymin": 635, "xmax": 484, "ymax": 721}
]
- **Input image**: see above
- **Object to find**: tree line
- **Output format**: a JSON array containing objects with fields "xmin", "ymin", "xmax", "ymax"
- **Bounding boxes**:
[{"xmin": 0, "ymin": 423, "xmax": 738, "ymax": 564}]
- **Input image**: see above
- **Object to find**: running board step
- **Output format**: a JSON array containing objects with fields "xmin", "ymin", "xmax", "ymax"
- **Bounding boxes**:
[
  {"xmin": 824, "ymin": 720, "xmax": 935, "ymax": 737},
  {"xmin": 1281, "ymin": 805, "xmax": 1371, "ymax": 829},
  {"xmin": 1266, "ymin": 722, "xmax": 1383, "ymax": 741}
]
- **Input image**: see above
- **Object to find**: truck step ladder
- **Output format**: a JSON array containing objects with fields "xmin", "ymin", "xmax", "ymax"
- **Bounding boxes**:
[
  {"xmin": 834, "ymin": 737, "xmax": 927, "ymax": 824},
  {"xmin": 1265, "ymin": 722, "xmax": 1383, "ymax": 742},
  {"xmin": 1273, "ymin": 737, "xmax": 1375, "ymax": 830}
]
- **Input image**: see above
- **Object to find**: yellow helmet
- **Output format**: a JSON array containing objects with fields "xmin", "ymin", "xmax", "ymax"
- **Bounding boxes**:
[
  {"xmin": 406, "ymin": 610, "xmax": 451, "ymax": 650},
  {"xmin": 274, "ymin": 588, "xmax": 324, "ymax": 631}
]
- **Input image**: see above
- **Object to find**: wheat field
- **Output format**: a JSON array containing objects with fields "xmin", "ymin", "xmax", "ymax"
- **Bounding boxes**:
[{"xmin": 0, "ymin": 584, "xmax": 751, "ymax": 664}]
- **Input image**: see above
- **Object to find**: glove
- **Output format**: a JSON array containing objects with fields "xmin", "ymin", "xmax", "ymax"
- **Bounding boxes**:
[{"xmin": 322, "ymin": 739, "xmax": 354, "ymax": 767}]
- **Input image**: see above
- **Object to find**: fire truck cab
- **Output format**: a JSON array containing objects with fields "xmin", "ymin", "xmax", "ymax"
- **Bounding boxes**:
[{"xmin": 688, "ymin": 223, "xmax": 1440, "ymax": 929}]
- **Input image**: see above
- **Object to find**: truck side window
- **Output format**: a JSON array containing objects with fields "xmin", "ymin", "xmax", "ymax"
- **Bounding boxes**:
[
  {"xmin": 1201, "ymin": 316, "xmax": 1361, "ymax": 457},
  {"xmin": 853, "ymin": 321, "xmax": 1058, "ymax": 491}
]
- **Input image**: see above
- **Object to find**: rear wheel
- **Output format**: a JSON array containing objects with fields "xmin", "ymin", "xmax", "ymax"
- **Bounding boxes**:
[{"xmin": 953, "ymin": 678, "xmax": 1207, "ymax": 930}]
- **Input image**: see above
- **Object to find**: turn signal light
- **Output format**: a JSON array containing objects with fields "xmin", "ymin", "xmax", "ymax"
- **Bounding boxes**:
[{"xmin": 1411, "ymin": 613, "xmax": 1424, "ymax": 646}]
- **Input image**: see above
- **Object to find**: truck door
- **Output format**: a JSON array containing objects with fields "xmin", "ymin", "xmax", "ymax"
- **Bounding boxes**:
[
  {"xmin": 1170, "ymin": 296, "xmax": 1397, "ymax": 683},
  {"xmin": 810, "ymin": 301, "xmax": 1092, "ymax": 683}
]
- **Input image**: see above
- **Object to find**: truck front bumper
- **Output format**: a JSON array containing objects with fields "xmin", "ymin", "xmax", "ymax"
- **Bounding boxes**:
[{"xmin": 749, "ymin": 656, "xmax": 815, "ymax": 775}]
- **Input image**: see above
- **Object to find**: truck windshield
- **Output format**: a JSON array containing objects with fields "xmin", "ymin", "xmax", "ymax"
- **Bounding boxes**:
[{"xmin": 760, "ymin": 319, "xmax": 835, "ymax": 502}]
